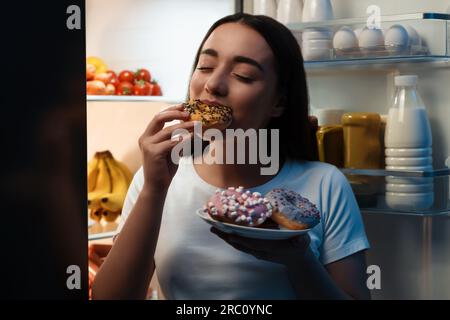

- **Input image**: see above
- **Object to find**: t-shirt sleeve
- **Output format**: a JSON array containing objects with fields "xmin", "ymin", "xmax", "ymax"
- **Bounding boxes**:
[
  {"xmin": 115, "ymin": 166, "xmax": 144, "ymax": 236},
  {"xmin": 319, "ymin": 168, "xmax": 370, "ymax": 265}
]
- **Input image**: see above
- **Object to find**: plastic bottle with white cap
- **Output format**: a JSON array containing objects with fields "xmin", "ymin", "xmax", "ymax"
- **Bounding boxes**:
[{"xmin": 384, "ymin": 75, "xmax": 434, "ymax": 210}]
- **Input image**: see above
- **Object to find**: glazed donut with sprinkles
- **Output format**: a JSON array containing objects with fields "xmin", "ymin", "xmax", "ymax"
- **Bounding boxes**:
[
  {"xmin": 183, "ymin": 99, "xmax": 233, "ymax": 131},
  {"xmin": 265, "ymin": 188, "xmax": 321, "ymax": 230}
]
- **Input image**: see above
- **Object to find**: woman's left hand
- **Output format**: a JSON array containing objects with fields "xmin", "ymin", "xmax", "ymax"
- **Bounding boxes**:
[{"xmin": 210, "ymin": 227, "xmax": 311, "ymax": 266}]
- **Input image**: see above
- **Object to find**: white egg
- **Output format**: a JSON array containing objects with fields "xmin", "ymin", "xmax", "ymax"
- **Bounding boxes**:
[
  {"xmin": 385, "ymin": 24, "xmax": 409, "ymax": 54},
  {"xmin": 385, "ymin": 25, "xmax": 409, "ymax": 46},
  {"xmin": 358, "ymin": 27, "xmax": 384, "ymax": 53},
  {"xmin": 405, "ymin": 25, "xmax": 421, "ymax": 47},
  {"xmin": 353, "ymin": 27, "xmax": 364, "ymax": 39},
  {"xmin": 333, "ymin": 26, "xmax": 358, "ymax": 50}
]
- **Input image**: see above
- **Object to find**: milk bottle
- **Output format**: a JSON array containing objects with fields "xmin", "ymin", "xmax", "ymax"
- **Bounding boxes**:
[{"xmin": 384, "ymin": 75, "xmax": 434, "ymax": 210}]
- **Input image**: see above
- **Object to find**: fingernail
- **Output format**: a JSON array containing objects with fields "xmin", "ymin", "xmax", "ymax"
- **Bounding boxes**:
[{"xmin": 182, "ymin": 111, "xmax": 190, "ymax": 117}]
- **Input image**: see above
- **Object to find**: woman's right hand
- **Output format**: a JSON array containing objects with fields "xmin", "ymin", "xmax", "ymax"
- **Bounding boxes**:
[{"xmin": 138, "ymin": 104, "xmax": 195, "ymax": 194}]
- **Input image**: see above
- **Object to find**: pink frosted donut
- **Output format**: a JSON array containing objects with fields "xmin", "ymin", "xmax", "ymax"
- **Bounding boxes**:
[
  {"xmin": 265, "ymin": 189, "xmax": 321, "ymax": 230},
  {"xmin": 203, "ymin": 186, "xmax": 273, "ymax": 227}
]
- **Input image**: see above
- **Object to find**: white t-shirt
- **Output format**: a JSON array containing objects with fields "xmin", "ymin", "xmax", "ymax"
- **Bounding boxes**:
[{"xmin": 117, "ymin": 156, "xmax": 370, "ymax": 300}]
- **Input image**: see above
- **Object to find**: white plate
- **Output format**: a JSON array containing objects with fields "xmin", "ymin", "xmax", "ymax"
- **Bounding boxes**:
[{"xmin": 196, "ymin": 209, "xmax": 310, "ymax": 240}]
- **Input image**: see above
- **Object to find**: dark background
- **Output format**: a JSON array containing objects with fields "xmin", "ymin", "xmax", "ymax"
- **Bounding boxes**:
[{"xmin": 0, "ymin": 1, "xmax": 87, "ymax": 299}]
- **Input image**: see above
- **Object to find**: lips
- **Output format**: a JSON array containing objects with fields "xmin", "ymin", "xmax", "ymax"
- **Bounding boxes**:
[{"xmin": 200, "ymin": 99, "xmax": 227, "ymax": 107}]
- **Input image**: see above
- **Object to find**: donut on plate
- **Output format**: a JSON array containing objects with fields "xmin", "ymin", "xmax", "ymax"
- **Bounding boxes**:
[
  {"xmin": 183, "ymin": 99, "xmax": 232, "ymax": 131},
  {"xmin": 203, "ymin": 186, "xmax": 273, "ymax": 227},
  {"xmin": 265, "ymin": 189, "xmax": 321, "ymax": 230}
]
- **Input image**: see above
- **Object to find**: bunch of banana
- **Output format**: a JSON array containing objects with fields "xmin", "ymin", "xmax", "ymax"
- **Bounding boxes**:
[{"xmin": 87, "ymin": 150, "xmax": 133, "ymax": 223}]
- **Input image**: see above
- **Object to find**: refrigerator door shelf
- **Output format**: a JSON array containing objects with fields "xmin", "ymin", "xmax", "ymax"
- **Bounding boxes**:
[{"xmin": 289, "ymin": 12, "xmax": 450, "ymax": 66}]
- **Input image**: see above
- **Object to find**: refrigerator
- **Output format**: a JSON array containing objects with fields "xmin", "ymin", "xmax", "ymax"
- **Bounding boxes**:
[{"xmin": 86, "ymin": 0, "xmax": 450, "ymax": 299}]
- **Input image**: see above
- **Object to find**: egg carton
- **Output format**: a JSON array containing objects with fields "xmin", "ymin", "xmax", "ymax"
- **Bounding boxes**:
[{"xmin": 333, "ymin": 44, "xmax": 429, "ymax": 59}]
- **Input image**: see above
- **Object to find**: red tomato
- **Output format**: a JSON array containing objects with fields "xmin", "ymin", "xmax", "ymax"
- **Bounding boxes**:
[
  {"xmin": 106, "ymin": 70, "xmax": 119, "ymax": 85},
  {"xmin": 109, "ymin": 76, "xmax": 119, "ymax": 86},
  {"xmin": 118, "ymin": 70, "xmax": 135, "ymax": 83},
  {"xmin": 150, "ymin": 81, "xmax": 162, "ymax": 96},
  {"xmin": 106, "ymin": 70, "xmax": 117, "ymax": 79},
  {"xmin": 116, "ymin": 81, "xmax": 134, "ymax": 95},
  {"xmin": 135, "ymin": 68, "xmax": 151, "ymax": 82},
  {"xmin": 133, "ymin": 80, "xmax": 151, "ymax": 96}
]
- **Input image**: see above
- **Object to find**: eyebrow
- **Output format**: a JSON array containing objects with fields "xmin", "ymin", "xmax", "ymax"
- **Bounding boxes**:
[{"xmin": 200, "ymin": 48, "xmax": 264, "ymax": 72}]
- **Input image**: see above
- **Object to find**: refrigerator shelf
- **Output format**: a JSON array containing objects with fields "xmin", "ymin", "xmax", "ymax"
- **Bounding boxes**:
[
  {"xmin": 88, "ymin": 218, "xmax": 119, "ymax": 241},
  {"xmin": 288, "ymin": 12, "xmax": 450, "ymax": 66},
  {"xmin": 340, "ymin": 167, "xmax": 450, "ymax": 177},
  {"xmin": 87, "ymin": 95, "xmax": 183, "ymax": 104},
  {"xmin": 339, "ymin": 168, "xmax": 450, "ymax": 215},
  {"xmin": 88, "ymin": 230, "xmax": 117, "ymax": 241},
  {"xmin": 304, "ymin": 56, "xmax": 450, "ymax": 71},
  {"xmin": 288, "ymin": 12, "xmax": 450, "ymax": 30}
]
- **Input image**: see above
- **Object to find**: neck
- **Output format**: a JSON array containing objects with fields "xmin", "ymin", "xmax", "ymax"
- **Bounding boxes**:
[{"xmin": 192, "ymin": 140, "xmax": 285, "ymax": 189}]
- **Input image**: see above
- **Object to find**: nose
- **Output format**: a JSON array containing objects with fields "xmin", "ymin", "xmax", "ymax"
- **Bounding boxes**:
[{"xmin": 204, "ymin": 69, "xmax": 228, "ymax": 97}]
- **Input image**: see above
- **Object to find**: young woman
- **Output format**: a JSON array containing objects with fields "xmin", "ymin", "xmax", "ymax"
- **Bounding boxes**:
[{"xmin": 92, "ymin": 13, "xmax": 371, "ymax": 300}]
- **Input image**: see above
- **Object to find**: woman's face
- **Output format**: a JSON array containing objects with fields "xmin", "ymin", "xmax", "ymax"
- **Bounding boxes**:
[{"xmin": 189, "ymin": 22, "xmax": 281, "ymax": 131}]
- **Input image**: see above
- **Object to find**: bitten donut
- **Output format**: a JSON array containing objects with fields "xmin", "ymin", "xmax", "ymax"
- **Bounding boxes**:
[
  {"xmin": 265, "ymin": 189, "xmax": 321, "ymax": 230},
  {"xmin": 183, "ymin": 99, "xmax": 232, "ymax": 131},
  {"xmin": 203, "ymin": 186, "xmax": 273, "ymax": 227}
]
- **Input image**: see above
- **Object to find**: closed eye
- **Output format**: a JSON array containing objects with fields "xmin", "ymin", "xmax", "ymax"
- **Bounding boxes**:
[
  {"xmin": 196, "ymin": 67, "xmax": 213, "ymax": 71},
  {"xmin": 233, "ymin": 73, "xmax": 254, "ymax": 83}
]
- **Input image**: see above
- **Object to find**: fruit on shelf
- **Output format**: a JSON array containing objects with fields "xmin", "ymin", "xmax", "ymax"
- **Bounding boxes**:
[
  {"xmin": 135, "ymin": 68, "xmax": 151, "ymax": 82},
  {"xmin": 89, "ymin": 207, "xmax": 103, "ymax": 222},
  {"xmin": 106, "ymin": 70, "xmax": 119, "ymax": 86},
  {"xmin": 87, "ymin": 56, "xmax": 108, "ymax": 74},
  {"xmin": 106, "ymin": 70, "xmax": 117, "ymax": 79},
  {"xmin": 105, "ymin": 83, "xmax": 116, "ymax": 95},
  {"xmin": 133, "ymin": 80, "xmax": 152, "ymax": 96},
  {"xmin": 118, "ymin": 70, "xmax": 135, "ymax": 83},
  {"xmin": 86, "ymin": 80, "xmax": 106, "ymax": 95},
  {"xmin": 86, "ymin": 63, "xmax": 96, "ymax": 81},
  {"xmin": 94, "ymin": 72, "xmax": 113, "ymax": 84},
  {"xmin": 102, "ymin": 209, "xmax": 121, "ymax": 222},
  {"xmin": 116, "ymin": 81, "xmax": 134, "ymax": 95},
  {"xmin": 87, "ymin": 150, "xmax": 133, "ymax": 223},
  {"xmin": 85, "ymin": 59, "xmax": 163, "ymax": 96},
  {"xmin": 150, "ymin": 80, "xmax": 162, "ymax": 96},
  {"xmin": 100, "ymin": 156, "xmax": 131, "ymax": 212}
]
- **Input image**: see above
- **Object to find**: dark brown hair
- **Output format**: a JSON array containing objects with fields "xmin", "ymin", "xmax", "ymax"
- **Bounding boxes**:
[{"xmin": 189, "ymin": 12, "xmax": 315, "ymax": 161}]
